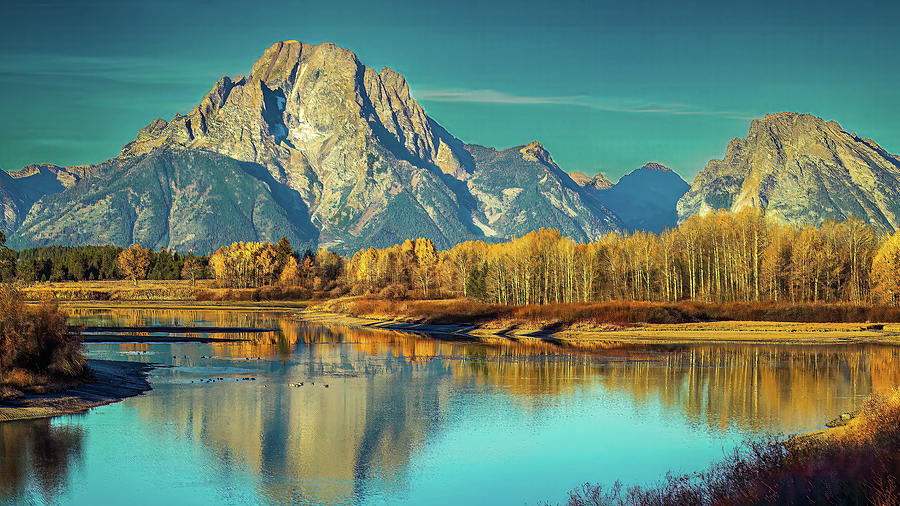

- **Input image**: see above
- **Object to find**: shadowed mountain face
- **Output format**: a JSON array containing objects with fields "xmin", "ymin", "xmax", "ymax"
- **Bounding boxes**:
[
  {"xmin": 0, "ymin": 165, "xmax": 86, "ymax": 234},
  {"xmin": 677, "ymin": 112, "xmax": 900, "ymax": 230},
  {"xmin": 11, "ymin": 150, "xmax": 318, "ymax": 252},
  {"xmin": 6, "ymin": 40, "xmax": 620, "ymax": 251},
  {"xmin": 574, "ymin": 163, "xmax": 689, "ymax": 233}
]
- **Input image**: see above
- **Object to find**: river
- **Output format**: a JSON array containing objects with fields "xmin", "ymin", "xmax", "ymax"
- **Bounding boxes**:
[{"xmin": 2, "ymin": 307, "xmax": 898, "ymax": 505}]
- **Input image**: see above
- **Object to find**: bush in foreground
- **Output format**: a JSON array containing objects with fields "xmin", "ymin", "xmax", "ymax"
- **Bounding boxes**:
[
  {"xmin": 559, "ymin": 389, "xmax": 900, "ymax": 505},
  {"xmin": 0, "ymin": 288, "xmax": 84, "ymax": 398}
]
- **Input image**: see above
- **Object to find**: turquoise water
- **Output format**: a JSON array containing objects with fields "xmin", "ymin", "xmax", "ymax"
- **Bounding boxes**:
[{"xmin": 2, "ymin": 309, "xmax": 898, "ymax": 505}]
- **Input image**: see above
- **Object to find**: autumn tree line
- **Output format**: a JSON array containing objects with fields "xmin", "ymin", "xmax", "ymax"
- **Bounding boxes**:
[
  {"xmin": 3, "ymin": 209, "xmax": 900, "ymax": 306},
  {"xmin": 347, "ymin": 210, "xmax": 900, "ymax": 306}
]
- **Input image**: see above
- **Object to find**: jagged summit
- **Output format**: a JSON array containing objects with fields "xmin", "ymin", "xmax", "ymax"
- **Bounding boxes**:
[
  {"xmin": 582, "ymin": 162, "xmax": 690, "ymax": 233},
  {"xmin": 8, "ymin": 41, "xmax": 895, "ymax": 251},
  {"xmin": 639, "ymin": 162, "xmax": 672, "ymax": 173},
  {"xmin": 7, "ymin": 40, "xmax": 620, "ymax": 251},
  {"xmin": 570, "ymin": 171, "xmax": 613, "ymax": 190},
  {"xmin": 519, "ymin": 141, "xmax": 554, "ymax": 165},
  {"xmin": 677, "ymin": 112, "xmax": 900, "ymax": 230}
]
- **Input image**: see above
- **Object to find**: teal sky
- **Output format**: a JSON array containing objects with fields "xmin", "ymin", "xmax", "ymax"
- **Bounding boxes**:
[{"xmin": 1, "ymin": 0, "xmax": 898, "ymax": 182}]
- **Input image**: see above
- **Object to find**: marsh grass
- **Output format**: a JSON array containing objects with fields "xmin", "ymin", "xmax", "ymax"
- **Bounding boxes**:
[
  {"xmin": 559, "ymin": 389, "xmax": 900, "ymax": 506},
  {"xmin": 329, "ymin": 298, "xmax": 900, "ymax": 326}
]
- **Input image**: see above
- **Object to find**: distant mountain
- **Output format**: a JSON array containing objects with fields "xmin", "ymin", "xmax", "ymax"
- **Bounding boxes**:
[
  {"xmin": 569, "ymin": 171, "xmax": 613, "ymax": 190},
  {"xmin": 12, "ymin": 150, "xmax": 318, "ymax": 251},
  {"xmin": 465, "ymin": 142, "xmax": 620, "ymax": 240},
  {"xmin": 8, "ymin": 46, "xmax": 898, "ymax": 252},
  {"xmin": 678, "ymin": 113, "xmax": 900, "ymax": 230},
  {"xmin": 0, "ymin": 165, "xmax": 86, "ymax": 234},
  {"xmin": 8, "ymin": 40, "xmax": 620, "ymax": 251},
  {"xmin": 573, "ymin": 163, "xmax": 689, "ymax": 233}
]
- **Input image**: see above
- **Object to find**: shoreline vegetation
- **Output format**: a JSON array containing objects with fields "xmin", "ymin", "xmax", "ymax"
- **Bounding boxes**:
[
  {"xmin": 556, "ymin": 388, "xmax": 900, "ymax": 506},
  {"xmin": 2, "ymin": 211, "xmax": 900, "ymax": 310},
  {"xmin": 0, "ymin": 360, "xmax": 153, "ymax": 422},
  {"xmin": 35, "ymin": 293, "xmax": 900, "ymax": 346},
  {"xmin": 0, "ymin": 288, "xmax": 153, "ymax": 422}
]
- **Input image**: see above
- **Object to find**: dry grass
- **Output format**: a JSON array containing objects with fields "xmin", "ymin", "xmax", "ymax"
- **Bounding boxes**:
[
  {"xmin": 21, "ymin": 279, "xmax": 213, "ymax": 301},
  {"xmin": 0, "ymin": 288, "xmax": 86, "ymax": 398},
  {"xmin": 560, "ymin": 389, "xmax": 900, "ymax": 506},
  {"xmin": 20, "ymin": 279, "xmax": 342, "ymax": 302},
  {"xmin": 320, "ymin": 298, "xmax": 900, "ymax": 326}
]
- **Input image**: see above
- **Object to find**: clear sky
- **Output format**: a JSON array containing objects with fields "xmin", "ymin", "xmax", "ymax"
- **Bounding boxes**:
[{"xmin": 1, "ymin": 0, "xmax": 898, "ymax": 182}]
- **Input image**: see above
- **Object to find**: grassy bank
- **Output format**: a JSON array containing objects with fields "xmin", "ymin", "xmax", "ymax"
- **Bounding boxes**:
[
  {"xmin": 316, "ymin": 298, "xmax": 900, "ymax": 325},
  {"xmin": 558, "ymin": 389, "xmax": 900, "ymax": 505},
  {"xmin": 22, "ymin": 281, "xmax": 900, "ymax": 324},
  {"xmin": 299, "ymin": 298, "xmax": 900, "ymax": 346},
  {"xmin": 0, "ymin": 290, "xmax": 86, "ymax": 401}
]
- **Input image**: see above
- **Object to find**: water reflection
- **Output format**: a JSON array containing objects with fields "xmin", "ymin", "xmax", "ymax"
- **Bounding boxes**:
[
  {"xmin": 0, "ymin": 419, "xmax": 84, "ymax": 503},
  {"xmin": 6, "ymin": 308, "xmax": 897, "ymax": 504}
]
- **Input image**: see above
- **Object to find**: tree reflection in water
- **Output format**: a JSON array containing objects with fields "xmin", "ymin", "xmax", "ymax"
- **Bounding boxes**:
[{"xmin": 0, "ymin": 418, "xmax": 84, "ymax": 502}]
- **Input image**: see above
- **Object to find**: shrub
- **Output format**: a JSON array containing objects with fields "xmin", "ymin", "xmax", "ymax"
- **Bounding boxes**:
[
  {"xmin": 559, "ymin": 389, "xmax": 900, "ymax": 506},
  {"xmin": 0, "ymin": 288, "xmax": 85, "ymax": 387}
]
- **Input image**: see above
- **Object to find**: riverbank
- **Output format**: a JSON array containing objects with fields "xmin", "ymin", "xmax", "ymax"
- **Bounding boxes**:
[
  {"xmin": 52, "ymin": 298, "xmax": 900, "ymax": 346},
  {"xmin": 0, "ymin": 360, "xmax": 154, "ymax": 422},
  {"xmin": 296, "ymin": 308, "xmax": 900, "ymax": 346},
  {"xmin": 562, "ymin": 388, "xmax": 900, "ymax": 505}
]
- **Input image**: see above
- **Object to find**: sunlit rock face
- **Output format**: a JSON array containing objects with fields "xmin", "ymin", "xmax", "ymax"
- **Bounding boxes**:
[
  {"xmin": 465, "ymin": 142, "xmax": 621, "ymax": 240},
  {"xmin": 678, "ymin": 112, "xmax": 900, "ymax": 231},
  {"xmin": 569, "ymin": 171, "xmax": 613, "ymax": 191},
  {"xmin": 9, "ymin": 40, "xmax": 621, "ymax": 251}
]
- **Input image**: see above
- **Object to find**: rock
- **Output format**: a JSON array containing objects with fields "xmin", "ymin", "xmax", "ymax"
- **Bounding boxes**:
[
  {"xmin": 677, "ymin": 112, "xmax": 900, "ymax": 230},
  {"xmin": 8, "ymin": 40, "xmax": 621, "ymax": 251}
]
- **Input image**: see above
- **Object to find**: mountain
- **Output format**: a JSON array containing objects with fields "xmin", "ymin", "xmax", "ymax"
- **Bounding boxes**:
[
  {"xmin": 11, "ymin": 150, "xmax": 318, "ymax": 251},
  {"xmin": 572, "ymin": 163, "xmax": 689, "ymax": 233},
  {"xmin": 677, "ymin": 113, "xmax": 900, "ymax": 231},
  {"xmin": 465, "ymin": 142, "xmax": 620, "ymax": 240},
  {"xmin": 8, "ymin": 40, "xmax": 620, "ymax": 251},
  {"xmin": 0, "ymin": 165, "xmax": 86, "ymax": 234},
  {"xmin": 569, "ymin": 171, "xmax": 613, "ymax": 190}
]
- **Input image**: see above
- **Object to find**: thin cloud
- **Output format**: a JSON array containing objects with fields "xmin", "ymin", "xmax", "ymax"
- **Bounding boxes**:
[
  {"xmin": 0, "ymin": 54, "xmax": 224, "ymax": 86},
  {"xmin": 415, "ymin": 88, "xmax": 754, "ymax": 119}
]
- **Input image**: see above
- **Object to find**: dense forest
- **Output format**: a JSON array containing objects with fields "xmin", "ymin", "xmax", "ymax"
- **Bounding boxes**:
[
  {"xmin": 347, "ymin": 209, "xmax": 900, "ymax": 306},
  {"xmin": 2, "ymin": 209, "xmax": 900, "ymax": 307},
  {"xmin": 0, "ymin": 232, "xmax": 211, "ymax": 283}
]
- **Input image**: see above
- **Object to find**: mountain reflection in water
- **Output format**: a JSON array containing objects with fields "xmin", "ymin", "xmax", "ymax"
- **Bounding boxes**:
[{"xmin": 2, "ymin": 307, "xmax": 897, "ymax": 505}]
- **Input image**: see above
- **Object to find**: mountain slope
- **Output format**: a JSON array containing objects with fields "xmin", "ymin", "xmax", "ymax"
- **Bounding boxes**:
[
  {"xmin": 0, "ymin": 165, "xmax": 86, "ymax": 234},
  {"xmin": 9, "ymin": 40, "xmax": 620, "ymax": 251},
  {"xmin": 9, "ymin": 149, "xmax": 318, "ymax": 251},
  {"xmin": 466, "ymin": 142, "xmax": 621, "ymax": 240},
  {"xmin": 569, "ymin": 171, "xmax": 613, "ymax": 190},
  {"xmin": 677, "ymin": 113, "xmax": 900, "ymax": 230}
]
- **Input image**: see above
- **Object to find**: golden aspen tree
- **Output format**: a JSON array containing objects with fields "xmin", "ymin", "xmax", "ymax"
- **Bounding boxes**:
[
  {"xmin": 413, "ymin": 238, "xmax": 438, "ymax": 296},
  {"xmin": 872, "ymin": 232, "xmax": 900, "ymax": 305},
  {"xmin": 117, "ymin": 244, "xmax": 152, "ymax": 286},
  {"xmin": 279, "ymin": 255, "xmax": 301, "ymax": 286}
]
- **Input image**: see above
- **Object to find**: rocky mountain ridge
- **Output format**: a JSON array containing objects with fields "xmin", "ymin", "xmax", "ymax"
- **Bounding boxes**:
[
  {"xmin": 5, "ymin": 40, "xmax": 620, "ymax": 251},
  {"xmin": 677, "ymin": 112, "xmax": 900, "ymax": 231},
  {"xmin": 4, "ymin": 43, "xmax": 899, "ymax": 252},
  {"xmin": 574, "ymin": 163, "xmax": 690, "ymax": 233}
]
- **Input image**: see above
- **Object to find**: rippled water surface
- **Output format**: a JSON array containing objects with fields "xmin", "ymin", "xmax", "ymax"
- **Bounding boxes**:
[{"xmin": 3, "ymin": 308, "xmax": 899, "ymax": 505}]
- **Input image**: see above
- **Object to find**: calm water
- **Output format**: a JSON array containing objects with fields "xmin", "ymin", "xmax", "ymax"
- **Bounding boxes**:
[{"xmin": 2, "ymin": 308, "xmax": 899, "ymax": 505}]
